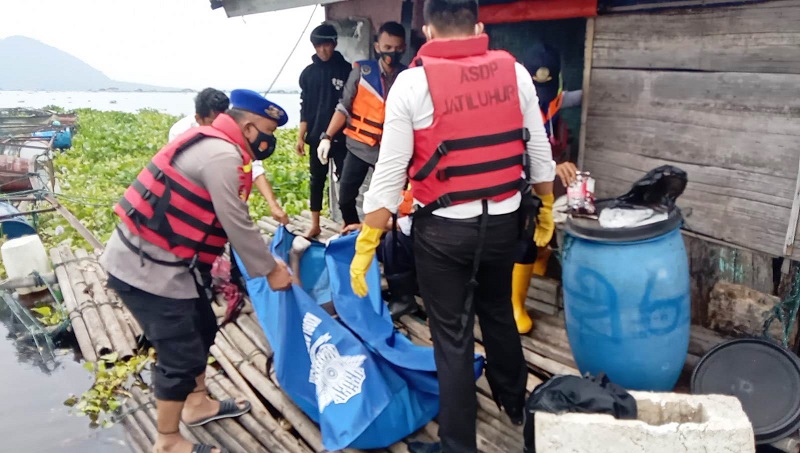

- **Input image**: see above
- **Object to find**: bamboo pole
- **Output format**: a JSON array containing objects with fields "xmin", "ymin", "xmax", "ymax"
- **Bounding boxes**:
[
  {"xmin": 202, "ymin": 420, "xmax": 251, "ymax": 453},
  {"xmin": 119, "ymin": 392, "xmax": 157, "ymax": 452},
  {"xmin": 124, "ymin": 398, "xmax": 158, "ymax": 444},
  {"xmin": 119, "ymin": 415, "xmax": 149, "ymax": 453},
  {"xmin": 43, "ymin": 194, "xmax": 104, "ymax": 251},
  {"xmin": 206, "ymin": 368, "xmax": 286, "ymax": 452},
  {"xmin": 49, "ymin": 247, "xmax": 96, "ymax": 362},
  {"xmin": 59, "ymin": 246, "xmax": 113, "ymax": 357},
  {"xmin": 88, "ymin": 249, "xmax": 144, "ymax": 340},
  {"xmin": 220, "ymin": 323, "xmax": 268, "ymax": 372},
  {"xmin": 208, "ymin": 356, "xmax": 313, "ymax": 453},
  {"xmin": 74, "ymin": 249, "xmax": 134, "ymax": 359},
  {"xmin": 211, "ymin": 337, "xmax": 325, "ymax": 452},
  {"xmin": 130, "ymin": 387, "xmax": 209, "ymax": 447},
  {"xmin": 238, "ymin": 312, "xmax": 272, "ymax": 357},
  {"xmin": 0, "ymin": 272, "xmax": 57, "ymax": 290}
]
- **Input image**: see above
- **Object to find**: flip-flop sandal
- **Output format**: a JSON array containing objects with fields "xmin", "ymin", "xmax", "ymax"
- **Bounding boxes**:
[
  {"xmin": 186, "ymin": 399, "xmax": 252, "ymax": 427},
  {"xmin": 192, "ymin": 444, "xmax": 219, "ymax": 453}
]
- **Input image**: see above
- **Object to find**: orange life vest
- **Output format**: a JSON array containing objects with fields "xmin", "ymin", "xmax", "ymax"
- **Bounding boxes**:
[
  {"xmin": 344, "ymin": 60, "xmax": 387, "ymax": 147},
  {"xmin": 114, "ymin": 114, "xmax": 253, "ymax": 268}
]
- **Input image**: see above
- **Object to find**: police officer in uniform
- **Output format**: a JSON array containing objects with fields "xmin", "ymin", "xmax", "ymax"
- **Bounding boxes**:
[
  {"xmin": 317, "ymin": 21, "xmax": 408, "ymax": 230},
  {"xmin": 101, "ymin": 90, "xmax": 293, "ymax": 453},
  {"xmin": 349, "ymin": 1, "xmax": 555, "ymax": 451}
]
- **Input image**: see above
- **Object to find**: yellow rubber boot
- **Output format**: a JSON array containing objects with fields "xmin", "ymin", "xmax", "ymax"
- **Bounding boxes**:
[
  {"xmin": 533, "ymin": 246, "xmax": 552, "ymax": 277},
  {"xmin": 512, "ymin": 263, "xmax": 535, "ymax": 334}
]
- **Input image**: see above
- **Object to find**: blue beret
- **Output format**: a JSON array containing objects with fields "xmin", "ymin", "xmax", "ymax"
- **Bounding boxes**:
[{"xmin": 230, "ymin": 89, "xmax": 288, "ymax": 127}]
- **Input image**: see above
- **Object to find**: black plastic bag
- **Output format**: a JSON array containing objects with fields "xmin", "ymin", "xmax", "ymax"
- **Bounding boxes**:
[
  {"xmin": 605, "ymin": 165, "xmax": 687, "ymax": 212},
  {"xmin": 524, "ymin": 373, "xmax": 638, "ymax": 452}
]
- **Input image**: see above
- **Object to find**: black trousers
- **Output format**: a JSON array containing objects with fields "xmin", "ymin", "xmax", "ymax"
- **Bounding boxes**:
[
  {"xmin": 338, "ymin": 150, "xmax": 373, "ymax": 225},
  {"xmin": 308, "ymin": 138, "xmax": 346, "ymax": 212},
  {"xmin": 414, "ymin": 212, "xmax": 527, "ymax": 453},
  {"xmin": 107, "ymin": 274, "xmax": 217, "ymax": 401}
]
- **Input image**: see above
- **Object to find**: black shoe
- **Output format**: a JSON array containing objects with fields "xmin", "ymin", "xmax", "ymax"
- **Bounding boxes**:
[
  {"xmin": 389, "ymin": 295, "xmax": 419, "ymax": 321},
  {"xmin": 407, "ymin": 441, "xmax": 442, "ymax": 453}
]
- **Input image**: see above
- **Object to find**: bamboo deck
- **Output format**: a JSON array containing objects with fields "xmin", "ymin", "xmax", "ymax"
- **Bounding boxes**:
[{"xmin": 55, "ymin": 211, "xmax": 730, "ymax": 453}]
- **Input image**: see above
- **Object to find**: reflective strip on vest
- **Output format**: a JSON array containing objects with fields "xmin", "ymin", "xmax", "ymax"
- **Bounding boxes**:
[
  {"xmin": 409, "ymin": 35, "xmax": 527, "ymax": 211},
  {"xmin": 114, "ymin": 113, "xmax": 253, "ymax": 266},
  {"xmin": 344, "ymin": 60, "xmax": 386, "ymax": 147}
]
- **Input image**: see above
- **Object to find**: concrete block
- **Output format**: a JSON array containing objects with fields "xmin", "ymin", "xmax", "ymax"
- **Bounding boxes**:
[{"xmin": 535, "ymin": 391, "xmax": 754, "ymax": 453}]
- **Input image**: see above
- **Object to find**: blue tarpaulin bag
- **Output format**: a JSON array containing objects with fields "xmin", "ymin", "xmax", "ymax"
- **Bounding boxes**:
[{"xmin": 234, "ymin": 226, "xmax": 485, "ymax": 450}]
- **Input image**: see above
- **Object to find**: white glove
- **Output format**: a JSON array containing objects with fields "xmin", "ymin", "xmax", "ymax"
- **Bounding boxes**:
[{"xmin": 317, "ymin": 139, "xmax": 331, "ymax": 165}]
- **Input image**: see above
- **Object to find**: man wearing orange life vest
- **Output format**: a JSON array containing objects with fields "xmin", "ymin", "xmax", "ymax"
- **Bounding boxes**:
[
  {"xmin": 511, "ymin": 43, "xmax": 584, "ymax": 334},
  {"xmin": 100, "ymin": 90, "xmax": 293, "ymax": 453},
  {"xmin": 349, "ymin": 1, "xmax": 555, "ymax": 450},
  {"xmin": 317, "ymin": 21, "xmax": 407, "ymax": 231}
]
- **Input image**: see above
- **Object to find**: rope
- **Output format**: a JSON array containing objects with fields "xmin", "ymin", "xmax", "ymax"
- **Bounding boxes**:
[
  {"xmin": 763, "ymin": 266, "xmax": 800, "ymax": 349},
  {"xmin": 263, "ymin": 4, "xmax": 319, "ymax": 95}
]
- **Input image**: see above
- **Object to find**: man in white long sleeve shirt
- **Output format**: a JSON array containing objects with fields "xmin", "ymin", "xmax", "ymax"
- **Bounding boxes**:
[
  {"xmin": 347, "ymin": 1, "xmax": 555, "ymax": 451},
  {"xmin": 169, "ymin": 88, "xmax": 289, "ymax": 225}
]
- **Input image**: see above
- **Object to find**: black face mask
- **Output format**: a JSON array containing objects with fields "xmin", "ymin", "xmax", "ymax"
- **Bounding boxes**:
[
  {"xmin": 379, "ymin": 50, "xmax": 404, "ymax": 68},
  {"xmin": 249, "ymin": 127, "xmax": 277, "ymax": 160}
]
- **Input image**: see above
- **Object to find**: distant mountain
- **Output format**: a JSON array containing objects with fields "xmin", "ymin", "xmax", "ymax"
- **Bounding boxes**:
[{"xmin": 0, "ymin": 36, "xmax": 184, "ymax": 92}]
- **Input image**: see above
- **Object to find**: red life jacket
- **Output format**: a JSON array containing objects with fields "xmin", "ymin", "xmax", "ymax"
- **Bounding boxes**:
[
  {"xmin": 408, "ymin": 34, "xmax": 528, "ymax": 217},
  {"xmin": 114, "ymin": 113, "xmax": 253, "ymax": 268}
]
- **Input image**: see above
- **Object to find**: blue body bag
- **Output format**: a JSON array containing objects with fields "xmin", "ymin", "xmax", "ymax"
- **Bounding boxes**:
[{"xmin": 234, "ymin": 227, "xmax": 484, "ymax": 450}]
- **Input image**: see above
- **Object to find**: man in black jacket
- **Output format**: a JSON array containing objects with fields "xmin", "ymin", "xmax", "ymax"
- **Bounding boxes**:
[{"xmin": 296, "ymin": 23, "xmax": 352, "ymax": 238}]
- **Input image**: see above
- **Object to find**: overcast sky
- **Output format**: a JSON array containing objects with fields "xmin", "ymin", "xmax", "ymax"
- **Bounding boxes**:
[{"xmin": 0, "ymin": 0, "xmax": 325, "ymax": 90}]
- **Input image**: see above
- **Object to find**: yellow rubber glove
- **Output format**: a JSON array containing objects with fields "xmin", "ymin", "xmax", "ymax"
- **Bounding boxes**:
[
  {"xmin": 534, "ymin": 193, "xmax": 555, "ymax": 247},
  {"xmin": 350, "ymin": 224, "xmax": 383, "ymax": 297}
]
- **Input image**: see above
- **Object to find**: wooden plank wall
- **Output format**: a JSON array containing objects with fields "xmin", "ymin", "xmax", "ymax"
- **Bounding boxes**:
[{"xmin": 584, "ymin": 0, "xmax": 800, "ymax": 260}]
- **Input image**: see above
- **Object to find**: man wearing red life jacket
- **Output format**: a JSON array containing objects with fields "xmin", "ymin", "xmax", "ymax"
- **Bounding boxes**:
[
  {"xmin": 511, "ymin": 44, "xmax": 584, "ymax": 334},
  {"xmin": 100, "ymin": 90, "xmax": 292, "ymax": 453},
  {"xmin": 349, "ymin": 1, "xmax": 555, "ymax": 451},
  {"xmin": 317, "ymin": 22, "xmax": 407, "ymax": 232}
]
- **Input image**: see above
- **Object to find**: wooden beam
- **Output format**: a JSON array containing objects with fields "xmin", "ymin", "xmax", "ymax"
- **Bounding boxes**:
[
  {"xmin": 592, "ymin": 0, "xmax": 800, "ymax": 74},
  {"xmin": 42, "ymin": 195, "xmax": 104, "ymax": 251},
  {"xmin": 583, "ymin": 68, "xmax": 800, "ymax": 259},
  {"xmin": 577, "ymin": 16, "xmax": 594, "ymax": 170}
]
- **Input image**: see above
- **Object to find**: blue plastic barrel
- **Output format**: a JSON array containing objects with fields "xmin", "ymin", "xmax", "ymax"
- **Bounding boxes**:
[
  {"xmin": 562, "ymin": 208, "xmax": 690, "ymax": 391},
  {"xmin": 0, "ymin": 202, "xmax": 36, "ymax": 239}
]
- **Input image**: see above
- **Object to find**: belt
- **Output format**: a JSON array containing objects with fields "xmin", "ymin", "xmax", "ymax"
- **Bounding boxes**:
[{"xmin": 424, "ymin": 211, "xmax": 518, "ymax": 225}]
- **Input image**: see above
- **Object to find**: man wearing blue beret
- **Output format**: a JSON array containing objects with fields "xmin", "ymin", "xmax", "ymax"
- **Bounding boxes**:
[
  {"xmin": 101, "ymin": 88, "xmax": 292, "ymax": 453},
  {"xmin": 169, "ymin": 88, "xmax": 291, "ymax": 226}
]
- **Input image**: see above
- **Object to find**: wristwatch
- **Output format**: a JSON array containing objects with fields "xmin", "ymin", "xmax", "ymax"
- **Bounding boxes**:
[{"xmin": 320, "ymin": 132, "xmax": 332, "ymax": 141}]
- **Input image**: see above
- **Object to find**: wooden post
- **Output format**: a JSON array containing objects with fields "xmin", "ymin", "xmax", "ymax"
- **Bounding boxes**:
[
  {"xmin": 784, "ymin": 156, "xmax": 800, "ymax": 257},
  {"xmin": 577, "ymin": 17, "xmax": 595, "ymax": 170}
]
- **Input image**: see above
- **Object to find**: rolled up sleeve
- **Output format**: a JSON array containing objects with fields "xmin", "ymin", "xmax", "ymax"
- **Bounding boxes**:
[
  {"xmin": 516, "ymin": 63, "xmax": 556, "ymax": 184},
  {"xmin": 251, "ymin": 160, "xmax": 265, "ymax": 180},
  {"xmin": 201, "ymin": 153, "xmax": 275, "ymax": 277}
]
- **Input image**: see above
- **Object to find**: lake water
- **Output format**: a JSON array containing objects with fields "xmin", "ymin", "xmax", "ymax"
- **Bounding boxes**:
[
  {"xmin": 0, "ymin": 90, "xmax": 302, "ymax": 127},
  {"xmin": 0, "ymin": 295, "xmax": 131, "ymax": 453}
]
